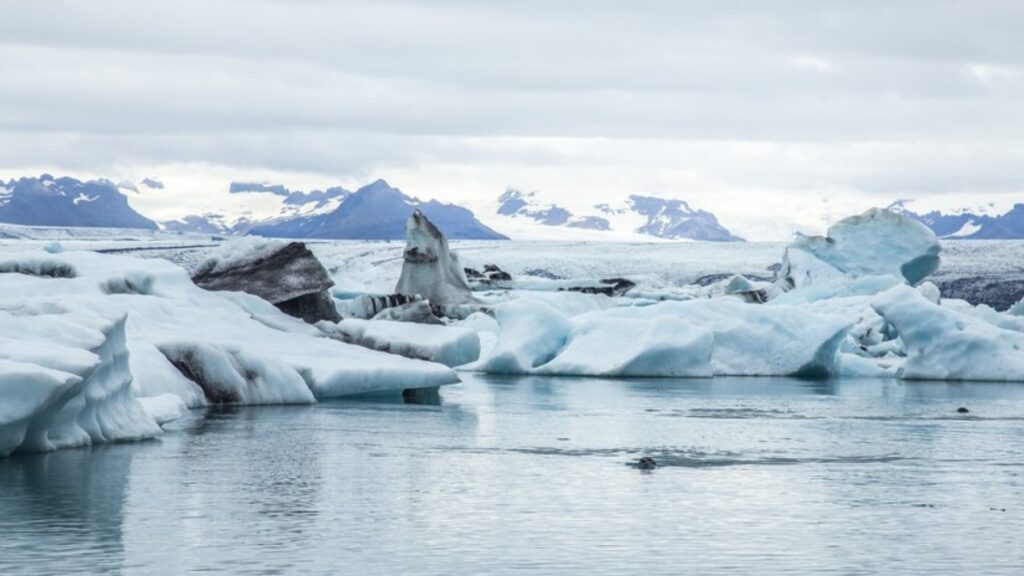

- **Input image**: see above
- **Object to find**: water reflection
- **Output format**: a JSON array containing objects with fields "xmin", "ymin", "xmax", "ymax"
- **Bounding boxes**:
[
  {"xmin": 1, "ymin": 376, "xmax": 1022, "ymax": 575},
  {"xmin": 0, "ymin": 444, "xmax": 138, "ymax": 575}
]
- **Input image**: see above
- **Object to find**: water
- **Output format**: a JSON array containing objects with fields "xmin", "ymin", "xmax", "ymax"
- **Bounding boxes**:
[{"xmin": 2, "ymin": 375, "xmax": 1023, "ymax": 575}]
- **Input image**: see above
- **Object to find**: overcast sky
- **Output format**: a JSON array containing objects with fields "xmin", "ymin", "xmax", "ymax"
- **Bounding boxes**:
[{"xmin": 2, "ymin": 0, "xmax": 1023, "ymax": 239}]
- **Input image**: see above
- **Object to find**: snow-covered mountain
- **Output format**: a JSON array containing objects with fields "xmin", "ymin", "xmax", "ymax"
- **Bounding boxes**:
[
  {"xmin": 496, "ymin": 189, "xmax": 742, "ymax": 241},
  {"xmin": 249, "ymin": 179, "xmax": 507, "ymax": 240},
  {"xmin": 888, "ymin": 201, "xmax": 1024, "ymax": 239},
  {"xmin": 161, "ymin": 181, "xmax": 352, "ymax": 235},
  {"xmin": 0, "ymin": 175, "xmax": 157, "ymax": 229}
]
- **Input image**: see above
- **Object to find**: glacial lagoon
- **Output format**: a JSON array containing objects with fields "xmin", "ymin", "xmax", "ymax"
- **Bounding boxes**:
[{"xmin": 2, "ymin": 374, "xmax": 1022, "ymax": 575}]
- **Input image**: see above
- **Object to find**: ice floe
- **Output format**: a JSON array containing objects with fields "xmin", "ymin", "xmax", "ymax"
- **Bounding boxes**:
[
  {"xmin": 0, "ymin": 248, "xmax": 459, "ymax": 455},
  {"xmin": 319, "ymin": 318, "xmax": 481, "ymax": 367}
]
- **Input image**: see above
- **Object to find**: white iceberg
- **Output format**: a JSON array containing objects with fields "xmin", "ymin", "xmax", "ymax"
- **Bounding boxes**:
[
  {"xmin": 780, "ymin": 208, "xmax": 940, "ymax": 290},
  {"xmin": 319, "ymin": 318, "xmax": 481, "ymax": 368},
  {"xmin": 0, "ymin": 249, "xmax": 461, "ymax": 455},
  {"xmin": 472, "ymin": 298, "xmax": 850, "ymax": 378},
  {"xmin": 0, "ymin": 310, "xmax": 161, "ymax": 457},
  {"xmin": 872, "ymin": 285, "xmax": 1024, "ymax": 381},
  {"xmin": 474, "ymin": 300, "xmax": 574, "ymax": 374},
  {"xmin": 535, "ymin": 316, "xmax": 714, "ymax": 377}
]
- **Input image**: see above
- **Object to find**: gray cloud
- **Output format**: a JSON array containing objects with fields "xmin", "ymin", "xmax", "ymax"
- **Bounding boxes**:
[{"xmin": 1, "ymin": 0, "xmax": 1023, "ymax": 237}]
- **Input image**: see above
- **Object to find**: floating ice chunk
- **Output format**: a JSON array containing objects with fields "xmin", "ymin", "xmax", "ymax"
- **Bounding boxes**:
[
  {"xmin": 0, "ymin": 312, "xmax": 162, "ymax": 456},
  {"xmin": 193, "ymin": 239, "xmax": 340, "ymax": 324},
  {"xmin": 158, "ymin": 342, "xmax": 317, "ymax": 405},
  {"xmin": 872, "ymin": 285, "xmax": 1024, "ymax": 381},
  {"xmin": 1, "ymin": 249, "xmax": 460, "ymax": 415},
  {"xmin": 475, "ymin": 300, "xmax": 574, "ymax": 374},
  {"xmin": 589, "ymin": 300, "xmax": 851, "ymax": 377},
  {"xmin": 299, "ymin": 352, "xmax": 457, "ymax": 398},
  {"xmin": 780, "ymin": 208, "xmax": 940, "ymax": 290},
  {"xmin": 319, "ymin": 319, "xmax": 481, "ymax": 367},
  {"xmin": 535, "ymin": 316, "xmax": 714, "ymax": 377},
  {"xmin": 395, "ymin": 210, "xmax": 476, "ymax": 308},
  {"xmin": 473, "ymin": 298, "xmax": 849, "ymax": 378}
]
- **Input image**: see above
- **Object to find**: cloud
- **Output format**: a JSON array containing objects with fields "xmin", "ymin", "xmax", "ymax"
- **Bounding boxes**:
[{"xmin": 1, "ymin": 0, "xmax": 1023, "ymax": 239}]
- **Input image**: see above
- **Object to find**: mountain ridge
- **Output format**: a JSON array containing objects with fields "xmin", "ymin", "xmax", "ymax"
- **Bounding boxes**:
[
  {"xmin": 0, "ymin": 175, "xmax": 157, "ymax": 230},
  {"xmin": 888, "ymin": 200, "xmax": 1024, "ymax": 239},
  {"xmin": 496, "ymin": 188, "xmax": 743, "ymax": 241}
]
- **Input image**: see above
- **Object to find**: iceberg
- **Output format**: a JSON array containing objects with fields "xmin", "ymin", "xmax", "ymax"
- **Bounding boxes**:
[
  {"xmin": 872, "ymin": 285, "xmax": 1024, "ymax": 381},
  {"xmin": 0, "ymin": 309, "xmax": 161, "ymax": 457},
  {"xmin": 587, "ymin": 300, "xmax": 850, "ymax": 377},
  {"xmin": 319, "ymin": 318, "xmax": 481, "ymax": 367},
  {"xmin": 472, "ymin": 298, "xmax": 849, "ymax": 378},
  {"xmin": 395, "ymin": 210, "xmax": 477, "ymax": 310},
  {"xmin": 780, "ymin": 208, "xmax": 940, "ymax": 290},
  {"xmin": 0, "ymin": 248, "xmax": 461, "ymax": 454},
  {"xmin": 535, "ymin": 316, "xmax": 714, "ymax": 378},
  {"xmin": 474, "ymin": 300, "xmax": 574, "ymax": 374},
  {"xmin": 192, "ymin": 237, "xmax": 341, "ymax": 324}
]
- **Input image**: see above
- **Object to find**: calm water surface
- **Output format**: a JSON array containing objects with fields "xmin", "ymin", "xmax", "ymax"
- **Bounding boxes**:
[{"xmin": 2, "ymin": 375, "xmax": 1023, "ymax": 575}]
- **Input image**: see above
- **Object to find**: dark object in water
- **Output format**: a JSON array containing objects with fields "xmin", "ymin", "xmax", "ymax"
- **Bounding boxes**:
[
  {"xmin": 637, "ymin": 456, "xmax": 657, "ymax": 470},
  {"xmin": 483, "ymin": 264, "xmax": 512, "ymax": 282},
  {"xmin": 956, "ymin": 406, "xmax": 970, "ymax": 414},
  {"xmin": 565, "ymin": 277, "xmax": 636, "ymax": 297},
  {"xmin": 464, "ymin": 263, "xmax": 513, "ymax": 285}
]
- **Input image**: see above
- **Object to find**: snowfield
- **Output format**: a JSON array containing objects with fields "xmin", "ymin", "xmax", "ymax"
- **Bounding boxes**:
[{"xmin": 3, "ymin": 209, "xmax": 1024, "ymax": 456}]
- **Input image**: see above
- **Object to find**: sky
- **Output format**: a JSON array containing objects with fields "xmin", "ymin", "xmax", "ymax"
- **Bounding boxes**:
[{"xmin": 2, "ymin": 0, "xmax": 1023, "ymax": 240}]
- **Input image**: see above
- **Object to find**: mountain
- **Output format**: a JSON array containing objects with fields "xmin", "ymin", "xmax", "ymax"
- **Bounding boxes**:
[
  {"xmin": 627, "ymin": 196, "xmax": 743, "ymax": 241},
  {"xmin": 496, "ymin": 189, "xmax": 742, "ymax": 241},
  {"xmin": 160, "ymin": 182, "xmax": 353, "ymax": 235},
  {"xmin": 888, "ymin": 201, "xmax": 1024, "ymax": 239},
  {"xmin": 0, "ymin": 175, "xmax": 157, "ymax": 229},
  {"xmin": 498, "ymin": 190, "xmax": 610, "ymax": 230},
  {"xmin": 250, "ymin": 179, "xmax": 507, "ymax": 240}
]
